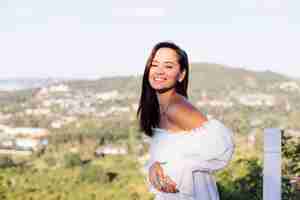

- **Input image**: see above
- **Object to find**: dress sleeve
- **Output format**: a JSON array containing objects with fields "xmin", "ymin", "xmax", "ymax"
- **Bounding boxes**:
[
  {"xmin": 143, "ymin": 140, "xmax": 162, "ymax": 194},
  {"xmin": 179, "ymin": 119, "xmax": 234, "ymax": 173}
]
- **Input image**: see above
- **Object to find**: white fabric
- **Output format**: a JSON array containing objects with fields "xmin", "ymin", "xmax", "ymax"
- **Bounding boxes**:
[{"xmin": 144, "ymin": 119, "xmax": 235, "ymax": 200}]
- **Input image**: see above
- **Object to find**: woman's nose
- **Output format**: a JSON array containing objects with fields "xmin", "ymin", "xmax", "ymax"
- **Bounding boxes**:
[{"xmin": 155, "ymin": 65, "xmax": 165, "ymax": 74}]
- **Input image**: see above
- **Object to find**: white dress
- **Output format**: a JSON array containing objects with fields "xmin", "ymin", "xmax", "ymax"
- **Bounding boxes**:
[{"xmin": 144, "ymin": 119, "xmax": 235, "ymax": 200}]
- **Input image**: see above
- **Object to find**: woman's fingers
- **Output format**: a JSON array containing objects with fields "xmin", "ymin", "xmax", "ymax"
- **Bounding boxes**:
[
  {"xmin": 156, "ymin": 163, "xmax": 167, "ymax": 192},
  {"xmin": 165, "ymin": 176, "xmax": 179, "ymax": 193},
  {"xmin": 149, "ymin": 162, "xmax": 164, "ymax": 191},
  {"xmin": 161, "ymin": 176, "xmax": 176, "ymax": 193},
  {"xmin": 156, "ymin": 163, "xmax": 166, "ymax": 182},
  {"xmin": 166, "ymin": 175, "xmax": 177, "ymax": 188},
  {"xmin": 148, "ymin": 162, "xmax": 179, "ymax": 193},
  {"xmin": 149, "ymin": 164, "xmax": 157, "ymax": 189},
  {"xmin": 158, "ymin": 175, "xmax": 179, "ymax": 193},
  {"xmin": 162, "ymin": 183, "xmax": 173, "ymax": 193},
  {"xmin": 149, "ymin": 170, "xmax": 155, "ymax": 188}
]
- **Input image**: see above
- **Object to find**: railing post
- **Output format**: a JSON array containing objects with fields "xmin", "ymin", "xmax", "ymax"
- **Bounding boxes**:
[{"xmin": 264, "ymin": 128, "xmax": 281, "ymax": 200}]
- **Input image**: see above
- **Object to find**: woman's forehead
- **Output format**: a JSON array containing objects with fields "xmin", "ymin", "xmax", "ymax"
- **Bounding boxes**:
[{"xmin": 153, "ymin": 48, "xmax": 179, "ymax": 63}]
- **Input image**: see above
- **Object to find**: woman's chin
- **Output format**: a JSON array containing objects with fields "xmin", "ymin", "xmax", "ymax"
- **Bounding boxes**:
[
  {"xmin": 151, "ymin": 85, "xmax": 176, "ymax": 93},
  {"xmin": 150, "ymin": 83, "xmax": 166, "ymax": 90}
]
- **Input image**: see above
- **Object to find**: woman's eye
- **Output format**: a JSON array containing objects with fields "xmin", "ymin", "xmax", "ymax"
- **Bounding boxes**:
[
  {"xmin": 151, "ymin": 65, "xmax": 158, "ymax": 68},
  {"xmin": 166, "ymin": 65, "xmax": 173, "ymax": 69}
]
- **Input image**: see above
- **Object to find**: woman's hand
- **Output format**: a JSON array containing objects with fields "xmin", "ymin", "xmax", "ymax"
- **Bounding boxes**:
[{"xmin": 148, "ymin": 161, "xmax": 179, "ymax": 193}]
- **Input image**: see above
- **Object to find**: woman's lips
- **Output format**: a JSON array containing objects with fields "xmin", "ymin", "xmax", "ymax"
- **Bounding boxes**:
[
  {"xmin": 154, "ymin": 77, "xmax": 166, "ymax": 80},
  {"xmin": 153, "ymin": 77, "xmax": 166, "ymax": 83}
]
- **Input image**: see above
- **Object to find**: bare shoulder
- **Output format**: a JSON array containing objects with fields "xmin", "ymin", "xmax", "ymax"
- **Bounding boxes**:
[{"xmin": 166, "ymin": 95, "xmax": 208, "ymax": 131}]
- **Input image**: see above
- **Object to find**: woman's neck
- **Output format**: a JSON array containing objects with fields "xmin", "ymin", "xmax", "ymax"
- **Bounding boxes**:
[{"xmin": 156, "ymin": 89, "xmax": 176, "ymax": 111}]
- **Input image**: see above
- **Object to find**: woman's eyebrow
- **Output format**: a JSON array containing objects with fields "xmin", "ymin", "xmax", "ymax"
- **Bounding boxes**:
[
  {"xmin": 152, "ymin": 60, "xmax": 176, "ymax": 64},
  {"xmin": 164, "ymin": 61, "xmax": 176, "ymax": 64}
]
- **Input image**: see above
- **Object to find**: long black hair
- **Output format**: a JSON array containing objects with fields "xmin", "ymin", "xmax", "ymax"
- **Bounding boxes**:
[{"xmin": 137, "ymin": 41, "xmax": 189, "ymax": 137}]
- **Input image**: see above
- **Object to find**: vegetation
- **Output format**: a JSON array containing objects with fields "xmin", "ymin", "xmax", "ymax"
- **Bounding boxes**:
[
  {"xmin": 0, "ymin": 126, "xmax": 299, "ymax": 200},
  {"xmin": 0, "ymin": 155, "xmax": 153, "ymax": 200},
  {"xmin": 1, "ymin": 63, "xmax": 300, "ymax": 199}
]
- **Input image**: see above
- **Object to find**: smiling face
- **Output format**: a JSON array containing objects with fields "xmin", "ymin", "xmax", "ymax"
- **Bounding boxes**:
[{"xmin": 148, "ymin": 48, "xmax": 186, "ymax": 93}]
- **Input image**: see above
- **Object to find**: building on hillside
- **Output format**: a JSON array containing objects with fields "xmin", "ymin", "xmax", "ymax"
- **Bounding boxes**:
[
  {"xmin": 197, "ymin": 99, "xmax": 233, "ymax": 108},
  {"xmin": 131, "ymin": 103, "xmax": 139, "ymax": 111},
  {"xmin": 33, "ymin": 87, "xmax": 49, "ymax": 100},
  {"xmin": 0, "ymin": 127, "xmax": 49, "ymax": 152},
  {"xmin": 49, "ymin": 84, "xmax": 70, "ymax": 92},
  {"xmin": 196, "ymin": 91, "xmax": 234, "ymax": 108},
  {"xmin": 96, "ymin": 90, "xmax": 119, "ymax": 101},
  {"xmin": 279, "ymin": 81, "xmax": 300, "ymax": 92},
  {"xmin": 236, "ymin": 93, "xmax": 275, "ymax": 107},
  {"xmin": 50, "ymin": 117, "xmax": 77, "ymax": 129},
  {"xmin": 285, "ymin": 129, "xmax": 300, "ymax": 137},
  {"xmin": 95, "ymin": 144, "xmax": 128, "ymax": 157},
  {"xmin": 244, "ymin": 76, "xmax": 258, "ymax": 88},
  {"xmin": 25, "ymin": 108, "xmax": 51, "ymax": 116}
]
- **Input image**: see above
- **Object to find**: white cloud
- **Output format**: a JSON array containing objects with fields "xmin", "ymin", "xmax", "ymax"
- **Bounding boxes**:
[
  {"xmin": 111, "ymin": 7, "xmax": 165, "ymax": 17},
  {"xmin": 15, "ymin": 8, "xmax": 33, "ymax": 17}
]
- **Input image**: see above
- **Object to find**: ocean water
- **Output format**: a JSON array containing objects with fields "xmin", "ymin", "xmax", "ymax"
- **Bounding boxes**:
[
  {"xmin": 0, "ymin": 80, "xmax": 44, "ymax": 91},
  {"xmin": 0, "ymin": 82, "xmax": 25, "ymax": 91}
]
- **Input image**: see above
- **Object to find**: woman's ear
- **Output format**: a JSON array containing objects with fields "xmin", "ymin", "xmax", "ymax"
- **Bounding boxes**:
[{"xmin": 178, "ymin": 69, "xmax": 186, "ymax": 82}]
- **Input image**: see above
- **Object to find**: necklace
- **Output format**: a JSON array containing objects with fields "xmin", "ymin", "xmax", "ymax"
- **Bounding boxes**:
[{"xmin": 159, "ymin": 101, "xmax": 171, "ymax": 116}]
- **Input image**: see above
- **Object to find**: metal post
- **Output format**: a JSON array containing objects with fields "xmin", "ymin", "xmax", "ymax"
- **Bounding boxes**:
[{"xmin": 263, "ymin": 128, "xmax": 281, "ymax": 200}]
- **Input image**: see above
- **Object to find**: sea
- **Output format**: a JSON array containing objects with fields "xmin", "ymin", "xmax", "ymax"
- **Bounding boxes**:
[{"xmin": 0, "ymin": 79, "xmax": 50, "ymax": 91}]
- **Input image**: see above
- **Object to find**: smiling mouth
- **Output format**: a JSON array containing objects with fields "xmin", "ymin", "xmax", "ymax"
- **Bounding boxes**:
[{"xmin": 154, "ymin": 77, "xmax": 167, "ymax": 81}]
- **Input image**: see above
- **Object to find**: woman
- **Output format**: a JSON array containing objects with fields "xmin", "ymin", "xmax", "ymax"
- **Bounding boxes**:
[{"xmin": 137, "ymin": 41, "xmax": 234, "ymax": 200}]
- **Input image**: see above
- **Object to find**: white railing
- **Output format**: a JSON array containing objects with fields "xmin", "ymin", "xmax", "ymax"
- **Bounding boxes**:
[{"xmin": 264, "ymin": 128, "xmax": 281, "ymax": 200}]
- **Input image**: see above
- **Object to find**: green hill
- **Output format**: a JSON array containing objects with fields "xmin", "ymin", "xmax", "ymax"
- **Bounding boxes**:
[
  {"xmin": 66, "ymin": 62, "xmax": 294, "ymax": 98},
  {"xmin": 1, "ymin": 62, "xmax": 297, "ymax": 105}
]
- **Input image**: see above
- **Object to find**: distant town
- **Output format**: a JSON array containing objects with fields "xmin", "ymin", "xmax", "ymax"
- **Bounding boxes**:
[
  {"xmin": 1, "ymin": 63, "xmax": 300, "ymax": 155},
  {"xmin": 1, "ymin": 63, "xmax": 300, "ymax": 199}
]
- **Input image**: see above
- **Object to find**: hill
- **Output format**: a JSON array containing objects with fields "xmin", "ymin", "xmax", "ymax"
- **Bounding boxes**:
[
  {"xmin": 1, "ymin": 62, "xmax": 299, "ymax": 108},
  {"xmin": 65, "ymin": 62, "xmax": 296, "ymax": 97}
]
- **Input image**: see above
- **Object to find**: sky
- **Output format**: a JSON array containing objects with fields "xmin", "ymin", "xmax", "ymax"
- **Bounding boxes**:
[{"xmin": 0, "ymin": 0, "xmax": 299, "ymax": 79}]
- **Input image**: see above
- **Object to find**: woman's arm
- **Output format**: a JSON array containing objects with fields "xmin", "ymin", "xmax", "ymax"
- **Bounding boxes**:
[
  {"xmin": 166, "ymin": 101, "xmax": 234, "ymax": 172},
  {"xmin": 166, "ymin": 98, "xmax": 208, "ymax": 131}
]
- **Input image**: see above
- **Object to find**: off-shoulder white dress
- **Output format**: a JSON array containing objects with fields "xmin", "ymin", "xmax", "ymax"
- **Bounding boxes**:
[{"xmin": 144, "ymin": 119, "xmax": 234, "ymax": 200}]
